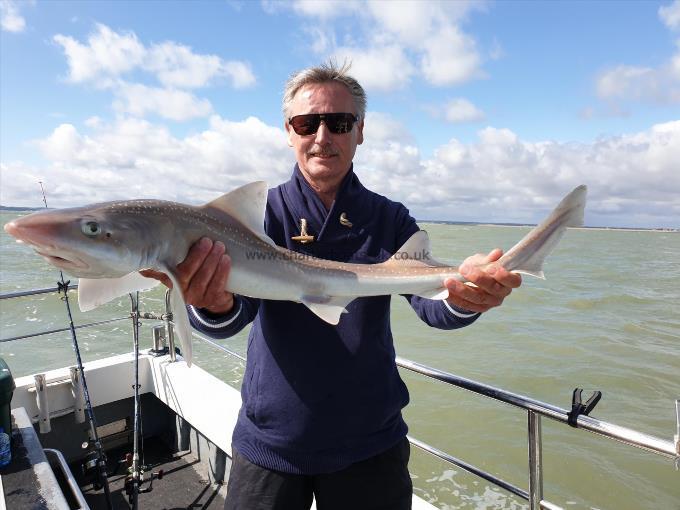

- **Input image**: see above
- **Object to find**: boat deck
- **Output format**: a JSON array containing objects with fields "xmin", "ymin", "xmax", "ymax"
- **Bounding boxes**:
[
  {"xmin": 78, "ymin": 437, "xmax": 227, "ymax": 510},
  {"xmin": 2, "ymin": 406, "xmax": 227, "ymax": 510}
]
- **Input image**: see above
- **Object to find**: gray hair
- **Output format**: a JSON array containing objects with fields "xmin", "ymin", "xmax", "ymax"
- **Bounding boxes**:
[{"xmin": 282, "ymin": 61, "xmax": 367, "ymax": 120}]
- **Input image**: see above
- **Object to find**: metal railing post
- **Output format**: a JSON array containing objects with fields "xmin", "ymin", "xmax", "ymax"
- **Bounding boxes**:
[
  {"xmin": 528, "ymin": 411, "xmax": 543, "ymax": 509},
  {"xmin": 675, "ymin": 400, "xmax": 680, "ymax": 470}
]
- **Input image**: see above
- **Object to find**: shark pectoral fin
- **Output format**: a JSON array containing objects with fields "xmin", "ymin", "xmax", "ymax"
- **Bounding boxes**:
[
  {"xmin": 415, "ymin": 288, "xmax": 450, "ymax": 300},
  {"xmin": 165, "ymin": 273, "xmax": 193, "ymax": 367},
  {"xmin": 78, "ymin": 273, "xmax": 160, "ymax": 312},
  {"xmin": 301, "ymin": 295, "xmax": 353, "ymax": 325}
]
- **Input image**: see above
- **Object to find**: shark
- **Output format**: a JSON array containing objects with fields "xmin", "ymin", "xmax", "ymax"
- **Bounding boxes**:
[{"xmin": 3, "ymin": 182, "xmax": 587, "ymax": 366}]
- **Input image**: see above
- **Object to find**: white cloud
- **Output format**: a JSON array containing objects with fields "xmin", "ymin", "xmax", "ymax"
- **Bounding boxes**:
[
  {"xmin": 419, "ymin": 24, "xmax": 483, "ymax": 86},
  {"xmin": 596, "ymin": 5, "xmax": 680, "ymax": 105},
  {"xmin": 367, "ymin": 1, "xmax": 441, "ymax": 46},
  {"xmin": 305, "ymin": 25, "xmax": 335, "ymax": 54},
  {"xmin": 489, "ymin": 37, "xmax": 504, "ymax": 60},
  {"xmin": 37, "ymin": 124, "xmax": 83, "ymax": 162},
  {"xmin": 363, "ymin": 112, "xmax": 414, "ymax": 143},
  {"xmin": 0, "ymin": 0, "xmax": 26, "ymax": 33},
  {"xmin": 659, "ymin": 1, "xmax": 680, "ymax": 30},
  {"xmin": 280, "ymin": 0, "xmax": 485, "ymax": 91},
  {"xmin": 84, "ymin": 116, "xmax": 102, "ymax": 128},
  {"xmin": 54, "ymin": 24, "xmax": 145, "ymax": 84},
  {"xmin": 51, "ymin": 23, "xmax": 255, "ymax": 122},
  {"xmin": 357, "ymin": 120, "xmax": 680, "ymax": 228},
  {"xmin": 0, "ymin": 162, "xmax": 47, "ymax": 206},
  {"xmin": 263, "ymin": 0, "xmax": 361, "ymax": 17},
  {"xmin": 1, "ymin": 116, "xmax": 293, "ymax": 207},
  {"xmin": 2, "ymin": 116, "xmax": 678, "ymax": 228},
  {"xmin": 357, "ymin": 113, "xmax": 421, "ymax": 181},
  {"xmin": 113, "ymin": 83, "xmax": 213, "ymax": 121},
  {"xmin": 367, "ymin": 1, "xmax": 482, "ymax": 46},
  {"xmin": 293, "ymin": 0, "xmax": 362, "ymax": 19},
  {"xmin": 332, "ymin": 44, "xmax": 415, "ymax": 91},
  {"xmin": 145, "ymin": 42, "xmax": 255, "ymax": 89},
  {"xmin": 54, "ymin": 23, "xmax": 256, "ymax": 89},
  {"xmin": 444, "ymin": 98, "xmax": 485, "ymax": 123},
  {"xmin": 596, "ymin": 63, "xmax": 680, "ymax": 104}
]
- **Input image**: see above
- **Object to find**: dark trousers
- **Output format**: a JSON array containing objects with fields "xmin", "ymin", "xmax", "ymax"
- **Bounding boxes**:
[{"xmin": 224, "ymin": 438, "xmax": 413, "ymax": 510}]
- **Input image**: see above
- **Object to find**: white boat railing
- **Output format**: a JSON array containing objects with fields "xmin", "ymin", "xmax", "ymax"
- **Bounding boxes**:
[{"xmin": 2, "ymin": 286, "xmax": 679, "ymax": 510}]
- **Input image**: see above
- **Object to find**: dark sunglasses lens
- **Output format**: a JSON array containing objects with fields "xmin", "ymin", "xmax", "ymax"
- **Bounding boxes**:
[
  {"xmin": 290, "ymin": 115, "xmax": 320, "ymax": 136},
  {"xmin": 326, "ymin": 113, "xmax": 355, "ymax": 133}
]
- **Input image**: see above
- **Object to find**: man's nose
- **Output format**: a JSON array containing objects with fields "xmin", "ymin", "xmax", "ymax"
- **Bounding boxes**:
[{"xmin": 314, "ymin": 120, "xmax": 332, "ymax": 144}]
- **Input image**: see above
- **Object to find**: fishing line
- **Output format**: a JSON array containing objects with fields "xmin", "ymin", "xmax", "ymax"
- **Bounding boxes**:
[{"xmin": 38, "ymin": 182, "xmax": 114, "ymax": 510}]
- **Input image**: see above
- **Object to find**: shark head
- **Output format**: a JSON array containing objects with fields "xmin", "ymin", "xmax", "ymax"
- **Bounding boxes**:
[{"xmin": 4, "ymin": 202, "xmax": 166, "ymax": 278}]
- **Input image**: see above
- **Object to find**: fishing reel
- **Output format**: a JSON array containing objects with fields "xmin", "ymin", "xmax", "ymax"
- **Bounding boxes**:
[
  {"xmin": 81, "ymin": 440, "xmax": 108, "ymax": 491},
  {"xmin": 122, "ymin": 452, "xmax": 164, "ymax": 501}
]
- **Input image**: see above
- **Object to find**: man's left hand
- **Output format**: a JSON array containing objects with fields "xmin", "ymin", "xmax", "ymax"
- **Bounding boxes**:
[{"xmin": 444, "ymin": 248, "xmax": 522, "ymax": 314}]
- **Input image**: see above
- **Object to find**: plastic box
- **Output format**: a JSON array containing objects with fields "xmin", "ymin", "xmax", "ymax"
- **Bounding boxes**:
[{"xmin": 0, "ymin": 358, "xmax": 16, "ymax": 436}]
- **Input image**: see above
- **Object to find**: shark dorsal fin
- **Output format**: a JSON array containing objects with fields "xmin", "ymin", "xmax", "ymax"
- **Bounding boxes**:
[
  {"xmin": 201, "ymin": 181, "xmax": 273, "ymax": 245},
  {"xmin": 383, "ymin": 230, "xmax": 448, "ymax": 268}
]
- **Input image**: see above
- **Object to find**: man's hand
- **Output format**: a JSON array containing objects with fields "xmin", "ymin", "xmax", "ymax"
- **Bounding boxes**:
[
  {"xmin": 444, "ymin": 248, "xmax": 522, "ymax": 314},
  {"xmin": 140, "ymin": 237, "xmax": 235, "ymax": 315}
]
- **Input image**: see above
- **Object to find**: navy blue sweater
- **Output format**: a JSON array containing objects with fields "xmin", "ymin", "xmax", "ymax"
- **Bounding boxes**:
[{"xmin": 188, "ymin": 165, "xmax": 479, "ymax": 474}]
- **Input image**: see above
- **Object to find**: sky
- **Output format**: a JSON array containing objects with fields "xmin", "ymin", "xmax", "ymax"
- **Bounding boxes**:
[{"xmin": 1, "ymin": 0, "xmax": 679, "ymax": 228}]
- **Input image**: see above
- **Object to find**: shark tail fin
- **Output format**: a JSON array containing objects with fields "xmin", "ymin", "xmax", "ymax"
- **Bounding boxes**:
[{"xmin": 498, "ymin": 185, "xmax": 587, "ymax": 279}]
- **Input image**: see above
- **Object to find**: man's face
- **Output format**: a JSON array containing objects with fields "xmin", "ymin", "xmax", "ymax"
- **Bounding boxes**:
[{"xmin": 285, "ymin": 82, "xmax": 364, "ymax": 188}]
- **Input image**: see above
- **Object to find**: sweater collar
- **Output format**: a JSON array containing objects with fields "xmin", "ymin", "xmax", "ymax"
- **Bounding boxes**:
[{"xmin": 281, "ymin": 164, "xmax": 367, "ymax": 242}]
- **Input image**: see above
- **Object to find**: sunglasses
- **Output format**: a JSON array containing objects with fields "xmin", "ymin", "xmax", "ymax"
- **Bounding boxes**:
[{"xmin": 288, "ymin": 113, "xmax": 359, "ymax": 136}]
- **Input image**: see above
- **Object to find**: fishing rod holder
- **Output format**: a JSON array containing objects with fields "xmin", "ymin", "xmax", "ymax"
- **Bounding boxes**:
[
  {"xmin": 150, "ymin": 325, "xmax": 169, "ymax": 355},
  {"xmin": 138, "ymin": 468, "xmax": 165, "ymax": 493},
  {"xmin": 132, "ymin": 292, "xmax": 178, "ymax": 360},
  {"xmin": 69, "ymin": 367, "xmax": 86, "ymax": 424},
  {"xmin": 164, "ymin": 289, "xmax": 177, "ymax": 362},
  {"xmin": 33, "ymin": 374, "xmax": 51, "ymax": 434}
]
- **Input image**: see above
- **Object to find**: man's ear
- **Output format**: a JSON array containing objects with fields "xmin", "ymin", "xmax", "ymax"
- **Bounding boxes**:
[
  {"xmin": 285, "ymin": 122, "xmax": 294, "ymax": 147},
  {"xmin": 356, "ymin": 118, "xmax": 364, "ymax": 146}
]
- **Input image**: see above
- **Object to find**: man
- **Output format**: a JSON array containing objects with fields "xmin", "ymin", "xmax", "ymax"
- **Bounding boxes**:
[{"xmin": 143, "ymin": 62, "xmax": 521, "ymax": 510}]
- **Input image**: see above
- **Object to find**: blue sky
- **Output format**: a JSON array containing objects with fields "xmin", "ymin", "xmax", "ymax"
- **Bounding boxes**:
[{"xmin": 1, "ymin": 0, "xmax": 679, "ymax": 228}]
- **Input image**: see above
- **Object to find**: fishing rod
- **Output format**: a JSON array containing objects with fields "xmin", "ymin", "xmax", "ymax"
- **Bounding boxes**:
[
  {"xmin": 124, "ymin": 290, "xmax": 165, "ymax": 507},
  {"xmin": 125, "ymin": 291, "xmax": 144, "ymax": 508},
  {"xmin": 125, "ymin": 292, "xmax": 142, "ymax": 508},
  {"xmin": 38, "ymin": 182, "xmax": 115, "ymax": 510}
]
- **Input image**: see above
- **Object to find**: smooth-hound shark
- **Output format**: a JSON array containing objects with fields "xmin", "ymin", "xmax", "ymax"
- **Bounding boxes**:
[{"xmin": 4, "ymin": 183, "xmax": 587, "ymax": 366}]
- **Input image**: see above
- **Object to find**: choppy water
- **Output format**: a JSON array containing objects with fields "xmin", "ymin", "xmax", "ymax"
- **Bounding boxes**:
[{"xmin": 1, "ymin": 210, "xmax": 678, "ymax": 510}]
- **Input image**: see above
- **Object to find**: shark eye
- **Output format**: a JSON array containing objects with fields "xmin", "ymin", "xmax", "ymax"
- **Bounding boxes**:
[{"xmin": 81, "ymin": 220, "xmax": 102, "ymax": 237}]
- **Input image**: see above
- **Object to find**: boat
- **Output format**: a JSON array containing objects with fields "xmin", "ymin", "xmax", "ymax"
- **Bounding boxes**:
[{"xmin": 0, "ymin": 285, "xmax": 678, "ymax": 509}]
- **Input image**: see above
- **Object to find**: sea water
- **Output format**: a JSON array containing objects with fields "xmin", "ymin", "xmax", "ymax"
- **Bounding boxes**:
[{"xmin": 1, "ymin": 211, "xmax": 678, "ymax": 509}]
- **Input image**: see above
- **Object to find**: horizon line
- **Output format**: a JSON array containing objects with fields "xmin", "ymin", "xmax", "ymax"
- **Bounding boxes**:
[{"xmin": 0, "ymin": 205, "xmax": 677, "ymax": 232}]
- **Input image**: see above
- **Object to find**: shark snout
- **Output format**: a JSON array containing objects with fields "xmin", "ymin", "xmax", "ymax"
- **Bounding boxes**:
[
  {"xmin": 3, "ymin": 216, "xmax": 59, "ymax": 248},
  {"xmin": 3, "ymin": 221, "xmax": 18, "ymax": 236}
]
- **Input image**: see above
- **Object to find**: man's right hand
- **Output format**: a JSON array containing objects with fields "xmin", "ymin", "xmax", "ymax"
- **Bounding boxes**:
[{"xmin": 140, "ymin": 237, "xmax": 235, "ymax": 315}]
